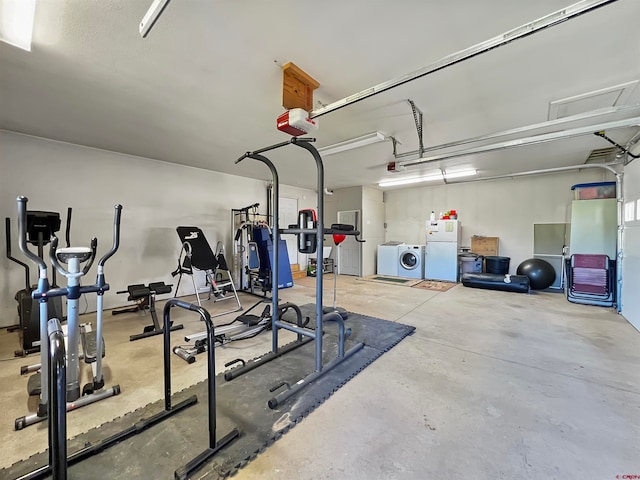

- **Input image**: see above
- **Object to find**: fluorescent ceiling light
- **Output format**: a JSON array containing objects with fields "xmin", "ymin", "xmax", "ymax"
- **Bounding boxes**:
[
  {"xmin": 318, "ymin": 132, "xmax": 385, "ymax": 156},
  {"xmin": 378, "ymin": 168, "xmax": 477, "ymax": 187},
  {"xmin": 0, "ymin": 0, "xmax": 37, "ymax": 51},
  {"xmin": 444, "ymin": 169, "xmax": 477, "ymax": 179},
  {"xmin": 379, "ymin": 173, "xmax": 443, "ymax": 188}
]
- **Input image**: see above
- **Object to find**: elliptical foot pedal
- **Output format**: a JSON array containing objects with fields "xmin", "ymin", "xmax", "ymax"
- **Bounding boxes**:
[
  {"xmin": 81, "ymin": 330, "xmax": 105, "ymax": 363},
  {"xmin": 27, "ymin": 372, "xmax": 42, "ymax": 396}
]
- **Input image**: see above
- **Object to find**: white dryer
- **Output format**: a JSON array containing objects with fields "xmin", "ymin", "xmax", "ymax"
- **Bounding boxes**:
[
  {"xmin": 398, "ymin": 245, "xmax": 425, "ymax": 279},
  {"xmin": 377, "ymin": 243, "xmax": 403, "ymax": 276}
]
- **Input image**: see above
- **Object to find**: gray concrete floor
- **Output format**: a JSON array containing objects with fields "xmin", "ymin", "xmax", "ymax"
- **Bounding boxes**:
[{"xmin": 0, "ymin": 275, "xmax": 639, "ymax": 479}]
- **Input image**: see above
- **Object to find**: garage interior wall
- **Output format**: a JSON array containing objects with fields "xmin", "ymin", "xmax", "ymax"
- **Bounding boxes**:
[
  {"xmin": 324, "ymin": 186, "xmax": 362, "ymax": 269},
  {"xmin": 383, "ymin": 169, "xmax": 613, "ymax": 273},
  {"xmin": 622, "ymin": 157, "xmax": 640, "ymax": 331},
  {"xmin": 0, "ymin": 130, "xmax": 317, "ymax": 328},
  {"xmin": 361, "ymin": 186, "xmax": 385, "ymax": 277},
  {"xmin": 324, "ymin": 186, "xmax": 384, "ymax": 277}
]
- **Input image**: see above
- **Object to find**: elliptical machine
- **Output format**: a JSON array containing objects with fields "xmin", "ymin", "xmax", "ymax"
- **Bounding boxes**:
[
  {"xmin": 14, "ymin": 196, "xmax": 123, "ymax": 430},
  {"xmin": 5, "ymin": 209, "xmax": 70, "ymax": 356}
]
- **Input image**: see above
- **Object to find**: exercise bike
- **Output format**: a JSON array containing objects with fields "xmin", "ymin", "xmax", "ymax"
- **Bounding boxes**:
[{"xmin": 14, "ymin": 196, "xmax": 123, "ymax": 430}]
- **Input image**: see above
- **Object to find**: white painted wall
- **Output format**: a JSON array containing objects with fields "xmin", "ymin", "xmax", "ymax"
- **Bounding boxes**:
[
  {"xmin": 621, "ymin": 156, "xmax": 640, "ymax": 331},
  {"xmin": 325, "ymin": 186, "xmax": 362, "ymax": 269},
  {"xmin": 324, "ymin": 186, "xmax": 385, "ymax": 277},
  {"xmin": 0, "ymin": 131, "xmax": 316, "ymax": 328},
  {"xmin": 384, "ymin": 170, "xmax": 612, "ymax": 274},
  {"xmin": 361, "ymin": 187, "xmax": 385, "ymax": 277},
  {"xmin": 325, "ymin": 187, "xmax": 362, "ymax": 222}
]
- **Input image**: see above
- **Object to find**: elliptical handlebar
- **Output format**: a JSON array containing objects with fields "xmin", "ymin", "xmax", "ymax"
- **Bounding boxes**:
[
  {"xmin": 48, "ymin": 236, "xmax": 62, "ymax": 276},
  {"xmin": 6, "ymin": 217, "xmax": 31, "ymax": 291},
  {"xmin": 98, "ymin": 204, "xmax": 122, "ymax": 268},
  {"xmin": 16, "ymin": 196, "xmax": 48, "ymax": 279},
  {"xmin": 47, "ymin": 205, "xmax": 121, "ymax": 279},
  {"xmin": 82, "ymin": 238, "xmax": 99, "ymax": 274},
  {"xmin": 65, "ymin": 207, "xmax": 73, "ymax": 248}
]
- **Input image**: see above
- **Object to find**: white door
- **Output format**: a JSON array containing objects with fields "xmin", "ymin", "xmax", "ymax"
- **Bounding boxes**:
[
  {"xmin": 337, "ymin": 210, "xmax": 361, "ymax": 276},
  {"xmin": 279, "ymin": 197, "xmax": 298, "ymax": 265}
]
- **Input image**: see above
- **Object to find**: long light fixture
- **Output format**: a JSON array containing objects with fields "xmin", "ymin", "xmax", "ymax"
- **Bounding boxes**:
[
  {"xmin": 379, "ymin": 174, "xmax": 442, "ymax": 188},
  {"xmin": 378, "ymin": 168, "xmax": 477, "ymax": 187},
  {"xmin": 140, "ymin": 0, "xmax": 172, "ymax": 38},
  {"xmin": 0, "ymin": 0, "xmax": 37, "ymax": 51},
  {"xmin": 444, "ymin": 169, "xmax": 478, "ymax": 179},
  {"xmin": 318, "ymin": 132, "xmax": 386, "ymax": 156}
]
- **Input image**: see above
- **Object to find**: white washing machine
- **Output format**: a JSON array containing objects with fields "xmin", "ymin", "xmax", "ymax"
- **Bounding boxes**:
[
  {"xmin": 377, "ymin": 243, "xmax": 403, "ymax": 276},
  {"xmin": 398, "ymin": 245, "xmax": 425, "ymax": 279}
]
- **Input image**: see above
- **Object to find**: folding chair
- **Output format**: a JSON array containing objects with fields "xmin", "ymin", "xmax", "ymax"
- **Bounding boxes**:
[{"xmin": 565, "ymin": 254, "xmax": 615, "ymax": 307}]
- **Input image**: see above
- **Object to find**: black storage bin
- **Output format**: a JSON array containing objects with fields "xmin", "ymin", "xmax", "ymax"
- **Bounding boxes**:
[{"xmin": 485, "ymin": 256, "xmax": 510, "ymax": 274}]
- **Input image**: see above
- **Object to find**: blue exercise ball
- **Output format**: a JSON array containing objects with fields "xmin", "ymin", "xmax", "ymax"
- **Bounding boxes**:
[{"xmin": 516, "ymin": 258, "xmax": 556, "ymax": 290}]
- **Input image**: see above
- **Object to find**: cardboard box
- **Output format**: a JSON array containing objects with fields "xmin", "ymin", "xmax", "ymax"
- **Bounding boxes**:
[{"xmin": 471, "ymin": 236, "xmax": 499, "ymax": 256}]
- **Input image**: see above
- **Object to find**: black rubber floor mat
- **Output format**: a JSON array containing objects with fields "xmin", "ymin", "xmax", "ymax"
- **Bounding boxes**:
[{"xmin": 3, "ymin": 305, "xmax": 415, "ymax": 480}]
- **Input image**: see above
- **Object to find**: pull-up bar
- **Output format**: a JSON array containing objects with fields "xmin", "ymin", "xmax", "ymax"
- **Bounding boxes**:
[{"xmin": 229, "ymin": 137, "xmax": 365, "ymax": 408}]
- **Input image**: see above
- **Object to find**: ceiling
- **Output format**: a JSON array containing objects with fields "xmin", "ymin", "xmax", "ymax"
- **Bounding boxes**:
[{"xmin": 1, "ymin": 0, "xmax": 640, "ymax": 191}]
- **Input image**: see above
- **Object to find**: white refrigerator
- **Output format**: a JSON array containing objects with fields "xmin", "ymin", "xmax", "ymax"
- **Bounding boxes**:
[{"xmin": 425, "ymin": 220, "xmax": 461, "ymax": 282}]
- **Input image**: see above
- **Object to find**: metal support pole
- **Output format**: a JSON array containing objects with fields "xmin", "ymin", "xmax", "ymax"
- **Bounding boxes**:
[
  {"xmin": 615, "ymin": 172, "xmax": 624, "ymax": 312},
  {"xmin": 165, "ymin": 299, "xmax": 239, "ymax": 480},
  {"xmin": 244, "ymin": 153, "xmax": 281, "ymax": 355},
  {"xmin": 48, "ymin": 319, "xmax": 67, "ymax": 480},
  {"xmin": 291, "ymin": 138, "xmax": 325, "ymax": 372}
]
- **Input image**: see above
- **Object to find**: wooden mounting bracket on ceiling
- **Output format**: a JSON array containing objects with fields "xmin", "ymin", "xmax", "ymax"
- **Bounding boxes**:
[{"xmin": 282, "ymin": 62, "xmax": 320, "ymax": 112}]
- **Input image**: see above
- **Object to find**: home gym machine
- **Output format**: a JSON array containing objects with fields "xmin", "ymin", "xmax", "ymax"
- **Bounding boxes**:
[
  {"xmin": 113, "ymin": 281, "xmax": 184, "ymax": 341},
  {"xmin": 14, "ymin": 297, "xmax": 238, "ymax": 480},
  {"xmin": 14, "ymin": 197, "xmax": 122, "ymax": 431},
  {"xmin": 231, "ymin": 202, "xmax": 268, "ymax": 293},
  {"xmin": 231, "ymin": 201, "xmax": 294, "ymax": 295},
  {"xmin": 226, "ymin": 137, "xmax": 365, "ymax": 409},
  {"xmin": 5, "ymin": 209, "xmax": 70, "ymax": 356}
]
